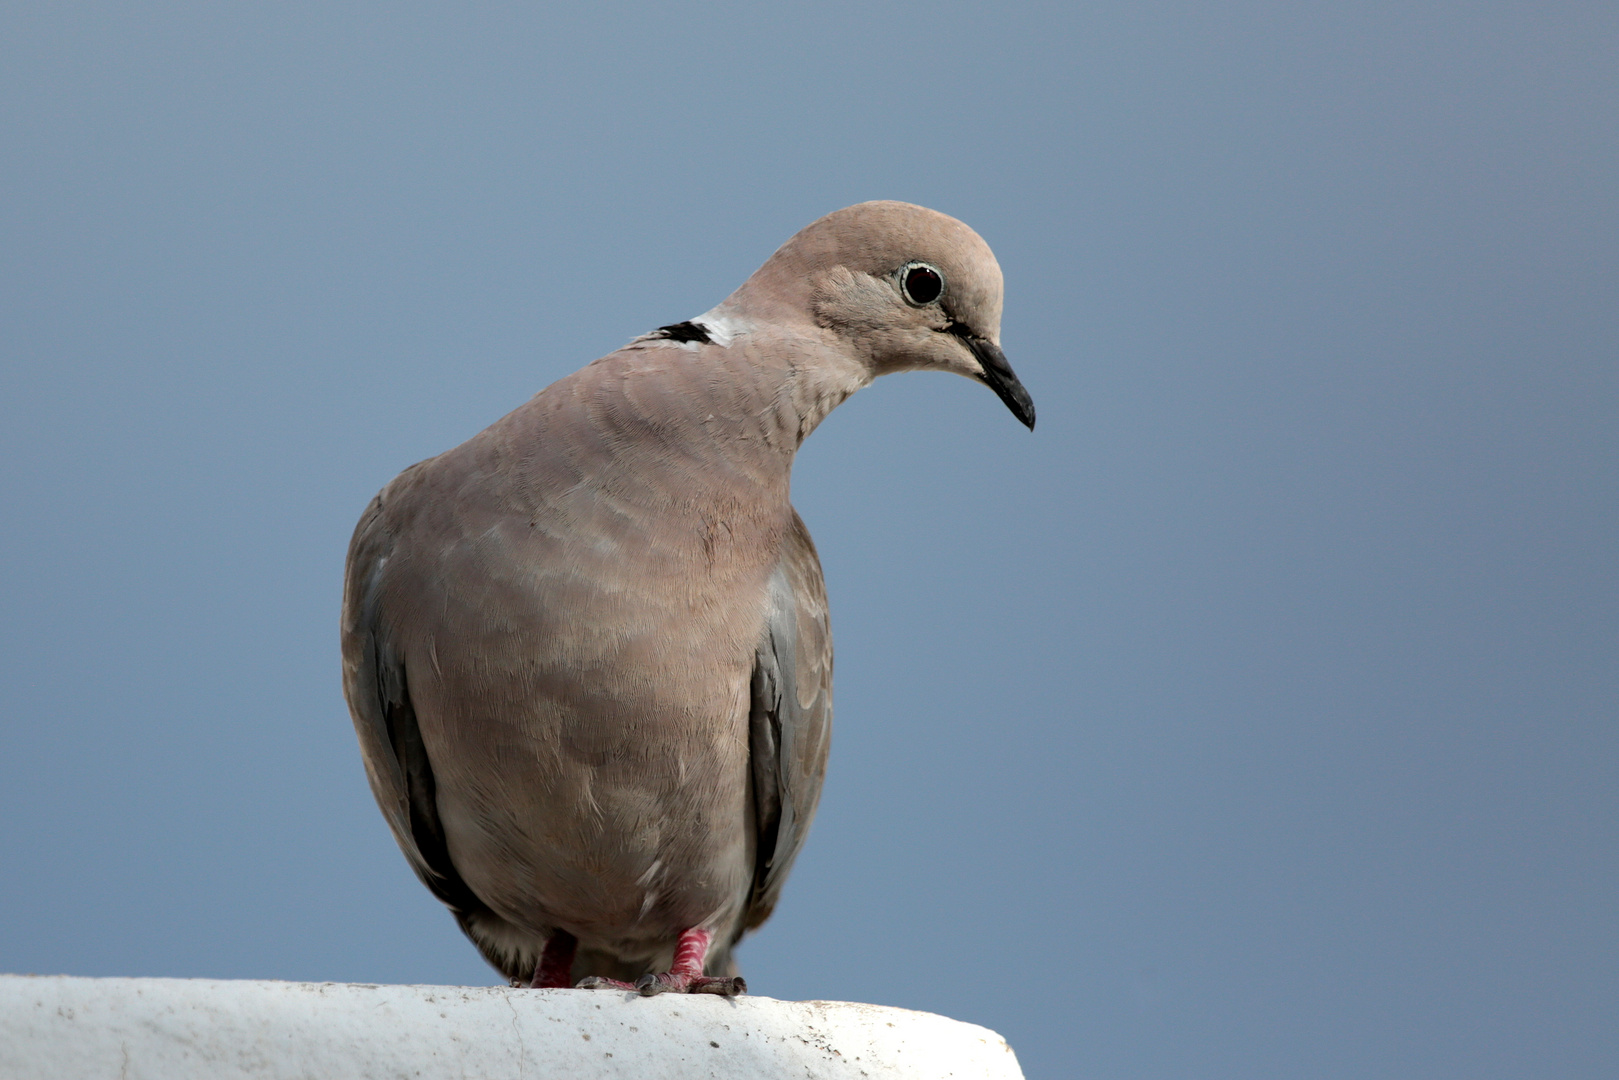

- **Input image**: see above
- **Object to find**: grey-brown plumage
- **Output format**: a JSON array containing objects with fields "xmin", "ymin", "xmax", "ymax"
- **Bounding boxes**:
[{"xmin": 341, "ymin": 201, "xmax": 1034, "ymax": 991}]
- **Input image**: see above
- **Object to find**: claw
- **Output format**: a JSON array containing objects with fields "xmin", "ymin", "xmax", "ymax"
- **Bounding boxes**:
[{"xmin": 693, "ymin": 976, "xmax": 746, "ymax": 996}]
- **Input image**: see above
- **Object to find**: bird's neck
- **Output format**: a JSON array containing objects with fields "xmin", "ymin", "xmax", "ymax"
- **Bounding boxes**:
[
  {"xmin": 542, "ymin": 316, "xmax": 873, "ymax": 509},
  {"xmin": 696, "ymin": 307, "xmax": 874, "ymax": 452},
  {"xmin": 777, "ymin": 343, "xmax": 873, "ymax": 448}
]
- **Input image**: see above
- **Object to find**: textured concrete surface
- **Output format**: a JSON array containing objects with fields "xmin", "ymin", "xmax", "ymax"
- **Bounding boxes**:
[{"xmin": 0, "ymin": 975, "xmax": 1024, "ymax": 1079}]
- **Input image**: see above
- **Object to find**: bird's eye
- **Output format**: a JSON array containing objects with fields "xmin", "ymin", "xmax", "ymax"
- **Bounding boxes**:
[{"xmin": 899, "ymin": 262, "xmax": 944, "ymax": 306}]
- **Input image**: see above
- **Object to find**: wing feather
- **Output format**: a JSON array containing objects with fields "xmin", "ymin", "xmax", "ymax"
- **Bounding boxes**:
[
  {"xmin": 341, "ymin": 493, "xmax": 486, "ymax": 917},
  {"xmin": 745, "ymin": 508, "xmax": 833, "ymax": 928}
]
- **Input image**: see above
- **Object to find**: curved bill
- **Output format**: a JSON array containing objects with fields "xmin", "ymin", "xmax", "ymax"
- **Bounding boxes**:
[{"xmin": 965, "ymin": 337, "xmax": 1036, "ymax": 430}]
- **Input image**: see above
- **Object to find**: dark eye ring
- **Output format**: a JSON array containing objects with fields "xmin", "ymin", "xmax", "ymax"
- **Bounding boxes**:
[{"xmin": 899, "ymin": 262, "xmax": 944, "ymax": 306}]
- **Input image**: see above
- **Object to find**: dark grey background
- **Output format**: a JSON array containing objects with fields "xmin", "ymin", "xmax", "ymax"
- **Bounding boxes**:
[{"xmin": 3, "ymin": 4, "xmax": 1614, "ymax": 1077}]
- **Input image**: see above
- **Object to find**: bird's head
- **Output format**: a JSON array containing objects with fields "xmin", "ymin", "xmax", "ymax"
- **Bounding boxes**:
[{"xmin": 726, "ymin": 201, "xmax": 1035, "ymax": 430}]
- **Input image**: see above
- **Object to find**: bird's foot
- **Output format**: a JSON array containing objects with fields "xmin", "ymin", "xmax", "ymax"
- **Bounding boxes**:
[
  {"xmin": 635, "ymin": 971, "xmax": 746, "ymax": 996},
  {"xmin": 574, "ymin": 927, "xmax": 745, "ymax": 996},
  {"xmin": 575, "ymin": 972, "xmax": 745, "ymax": 996}
]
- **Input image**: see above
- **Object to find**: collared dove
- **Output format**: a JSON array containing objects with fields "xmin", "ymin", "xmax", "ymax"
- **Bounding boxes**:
[{"xmin": 342, "ymin": 201, "xmax": 1034, "ymax": 995}]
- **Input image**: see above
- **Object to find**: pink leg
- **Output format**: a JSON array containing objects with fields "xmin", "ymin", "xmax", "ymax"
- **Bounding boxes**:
[
  {"xmin": 576, "ymin": 927, "xmax": 746, "ymax": 996},
  {"xmin": 529, "ymin": 929, "xmax": 577, "ymax": 988}
]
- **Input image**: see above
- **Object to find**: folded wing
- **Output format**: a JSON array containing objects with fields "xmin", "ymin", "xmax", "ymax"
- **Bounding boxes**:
[{"xmin": 746, "ymin": 509, "xmax": 834, "ymax": 930}]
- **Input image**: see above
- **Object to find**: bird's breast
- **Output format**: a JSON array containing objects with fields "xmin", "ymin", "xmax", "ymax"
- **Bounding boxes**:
[{"xmin": 382, "ymin": 445, "xmax": 789, "ymax": 943}]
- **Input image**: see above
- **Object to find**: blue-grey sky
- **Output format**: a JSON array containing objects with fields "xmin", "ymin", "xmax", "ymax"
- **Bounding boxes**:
[{"xmin": 2, "ymin": 4, "xmax": 1614, "ymax": 1077}]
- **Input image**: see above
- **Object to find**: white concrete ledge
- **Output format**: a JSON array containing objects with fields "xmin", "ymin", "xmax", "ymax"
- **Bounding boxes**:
[{"xmin": 0, "ymin": 975, "xmax": 1023, "ymax": 1079}]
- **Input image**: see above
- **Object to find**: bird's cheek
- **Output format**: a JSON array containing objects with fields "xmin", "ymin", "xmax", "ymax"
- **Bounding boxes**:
[{"xmin": 870, "ymin": 331, "xmax": 956, "ymax": 376}]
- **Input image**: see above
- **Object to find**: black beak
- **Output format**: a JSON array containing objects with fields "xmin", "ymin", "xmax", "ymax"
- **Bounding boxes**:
[{"xmin": 963, "ymin": 335, "xmax": 1036, "ymax": 430}]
